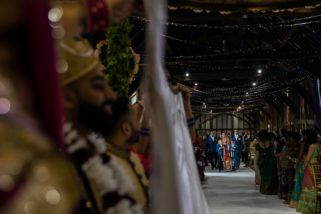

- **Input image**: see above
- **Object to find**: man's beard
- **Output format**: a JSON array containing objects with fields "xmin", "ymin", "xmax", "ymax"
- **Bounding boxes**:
[{"xmin": 77, "ymin": 99, "xmax": 113, "ymax": 135}]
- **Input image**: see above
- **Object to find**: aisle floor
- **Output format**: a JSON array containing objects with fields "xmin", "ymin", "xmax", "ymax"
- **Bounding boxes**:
[{"xmin": 203, "ymin": 167, "xmax": 297, "ymax": 214}]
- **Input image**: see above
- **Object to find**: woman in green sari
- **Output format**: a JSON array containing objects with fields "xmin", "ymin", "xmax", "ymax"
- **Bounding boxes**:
[
  {"xmin": 256, "ymin": 130, "xmax": 278, "ymax": 195},
  {"xmin": 296, "ymin": 129, "xmax": 320, "ymax": 214}
]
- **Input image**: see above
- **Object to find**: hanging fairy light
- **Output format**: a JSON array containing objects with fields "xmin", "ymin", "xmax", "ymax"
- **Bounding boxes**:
[
  {"xmin": 190, "ymin": 75, "xmax": 306, "ymax": 99},
  {"xmin": 48, "ymin": 7, "xmax": 63, "ymax": 23},
  {"xmin": 165, "ymin": 2, "xmax": 321, "ymax": 14},
  {"xmin": 132, "ymin": 14, "xmax": 321, "ymax": 30}
]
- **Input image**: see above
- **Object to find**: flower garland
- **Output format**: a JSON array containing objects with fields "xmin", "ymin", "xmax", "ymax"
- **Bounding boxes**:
[
  {"xmin": 106, "ymin": 142, "xmax": 150, "ymax": 205},
  {"xmin": 63, "ymin": 123, "xmax": 143, "ymax": 214}
]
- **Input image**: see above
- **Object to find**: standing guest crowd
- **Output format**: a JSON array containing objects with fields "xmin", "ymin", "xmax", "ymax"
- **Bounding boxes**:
[{"xmin": 255, "ymin": 128, "xmax": 321, "ymax": 214}]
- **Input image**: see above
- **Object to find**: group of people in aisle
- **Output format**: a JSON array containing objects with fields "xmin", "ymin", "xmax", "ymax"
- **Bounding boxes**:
[
  {"xmin": 194, "ymin": 130, "xmax": 254, "ymax": 173},
  {"xmin": 255, "ymin": 128, "xmax": 321, "ymax": 214}
]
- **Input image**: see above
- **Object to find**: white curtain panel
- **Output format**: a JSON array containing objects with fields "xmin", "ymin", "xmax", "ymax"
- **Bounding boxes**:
[{"xmin": 141, "ymin": 0, "xmax": 210, "ymax": 213}]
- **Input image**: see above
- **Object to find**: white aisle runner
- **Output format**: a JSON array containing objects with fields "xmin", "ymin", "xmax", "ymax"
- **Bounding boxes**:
[{"xmin": 204, "ymin": 167, "xmax": 296, "ymax": 214}]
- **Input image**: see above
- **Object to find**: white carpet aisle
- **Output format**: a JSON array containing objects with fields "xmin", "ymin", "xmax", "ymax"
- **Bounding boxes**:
[{"xmin": 203, "ymin": 167, "xmax": 296, "ymax": 214}]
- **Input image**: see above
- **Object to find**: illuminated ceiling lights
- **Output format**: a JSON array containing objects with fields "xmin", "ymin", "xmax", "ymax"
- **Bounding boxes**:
[
  {"xmin": 194, "ymin": 82, "xmax": 198, "ymax": 86},
  {"xmin": 185, "ymin": 72, "xmax": 190, "ymax": 77},
  {"xmin": 257, "ymin": 69, "xmax": 263, "ymax": 74},
  {"xmin": 252, "ymin": 82, "xmax": 257, "ymax": 86}
]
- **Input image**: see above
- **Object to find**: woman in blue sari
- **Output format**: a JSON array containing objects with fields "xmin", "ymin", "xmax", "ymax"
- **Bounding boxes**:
[{"xmin": 289, "ymin": 130, "xmax": 306, "ymax": 208}]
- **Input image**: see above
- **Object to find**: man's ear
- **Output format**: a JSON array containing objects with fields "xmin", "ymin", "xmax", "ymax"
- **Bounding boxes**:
[
  {"xmin": 63, "ymin": 87, "xmax": 77, "ymax": 111},
  {"xmin": 121, "ymin": 121, "xmax": 131, "ymax": 137}
]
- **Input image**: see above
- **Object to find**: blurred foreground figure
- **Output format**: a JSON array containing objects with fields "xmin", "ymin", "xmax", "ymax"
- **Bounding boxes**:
[
  {"xmin": 0, "ymin": 1, "xmax": 81, "ymax": 213},
  {"xmin": 0, "ymin": 0, "xmax": 137, "ymax": 213},
  {"xmin": 60, "ymin": 40, "xmax": 144, "ymax": 213}
]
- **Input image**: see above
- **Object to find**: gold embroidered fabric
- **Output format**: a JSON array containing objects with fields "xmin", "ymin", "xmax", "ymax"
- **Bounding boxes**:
[{"xmin": 0, "ymin": 122, "xmax": 81, "ymax": 214}]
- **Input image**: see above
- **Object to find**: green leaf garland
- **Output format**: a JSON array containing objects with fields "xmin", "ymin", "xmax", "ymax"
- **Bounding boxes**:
[{"xmin": 101, "ymin": 18, "xmax": 133, "ymax": 97}]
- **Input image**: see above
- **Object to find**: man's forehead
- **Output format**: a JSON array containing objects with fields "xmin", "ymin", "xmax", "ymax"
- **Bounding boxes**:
[{"xmin": 74, "ymin": 65, "xmax": 104, "ymax": 83}]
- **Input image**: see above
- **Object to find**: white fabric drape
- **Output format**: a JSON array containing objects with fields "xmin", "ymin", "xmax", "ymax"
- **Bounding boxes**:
[
  {"xmin": 317, "ymin": 80, "xmax": 321, "ymax": 109},
  {"xmin": 141, "ymin": 0, "xmax": 210, "ymax": 213}
]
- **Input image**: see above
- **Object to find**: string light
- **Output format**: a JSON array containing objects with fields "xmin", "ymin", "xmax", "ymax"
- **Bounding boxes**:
[
  {"xmin": 188, "ymin": 69, "xmax": 307, "ymax": 96},
  {"xmin": 163, "ymin": 34, "xmax": 220, "ymax": 52},
  {"xmin": 130, "ymin": 16, "xmax": 321, "ymax": 113},
  {"xmin": 252, "ymin": 82, "xmax": 257, "ymax": 86},
  {"xmin": 168, "ymin": 63, "xmax": 264, "ymax": 71},
  {"xmin": 185, "ymin": 72, "xmax": 190, "ymax": 77},
  {"xmin": 195, "ymin": 82, "xmax": 198, "ymax": 86},
  {"xmin": 132, "ymin": 14, "xmax": 321, "ymax": 30},
  {"xmin": 137, "ymin": 31, "xmax": 321, "ymax": 57},
  {"xmin": 192, "ymin": 76, "xmax": 307, "ymax": 98},
  {"xmin": 166, "ymin": 2, "xmax": 321, "ymax": 14},
  {"xmin": 48, "ymin": 7, "xmax": 63, "ymax": 23},
  {"xmin": 166, "ymin": 51, "xmax": 321, "ymax": 61},
  {"xmin": 127, "ymin": 28, "xmax": 320, "ymax": 56},
  {"xmin": 132, "ymin": 27, "xmax": 222, "ymax": 52}
]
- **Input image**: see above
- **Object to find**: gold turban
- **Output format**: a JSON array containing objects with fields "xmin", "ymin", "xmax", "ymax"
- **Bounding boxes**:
[{"xmin": 59, "ymin": 39, "xmax": 100, "ymax": 86}]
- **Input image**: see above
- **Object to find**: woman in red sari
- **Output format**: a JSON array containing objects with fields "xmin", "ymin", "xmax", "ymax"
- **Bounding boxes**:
[
  {"xmin": 296, "ymin": 129, "xmax": 320, "ymax": 214},
  {"xmin": 222, "ymin": 132, "xmax": 231, "ymax": 171}
]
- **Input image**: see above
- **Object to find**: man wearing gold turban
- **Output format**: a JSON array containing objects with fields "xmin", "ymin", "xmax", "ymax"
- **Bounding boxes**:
[{"xmin": 60, "ymin": 39, "xmax": 145, "ymax": 213}]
